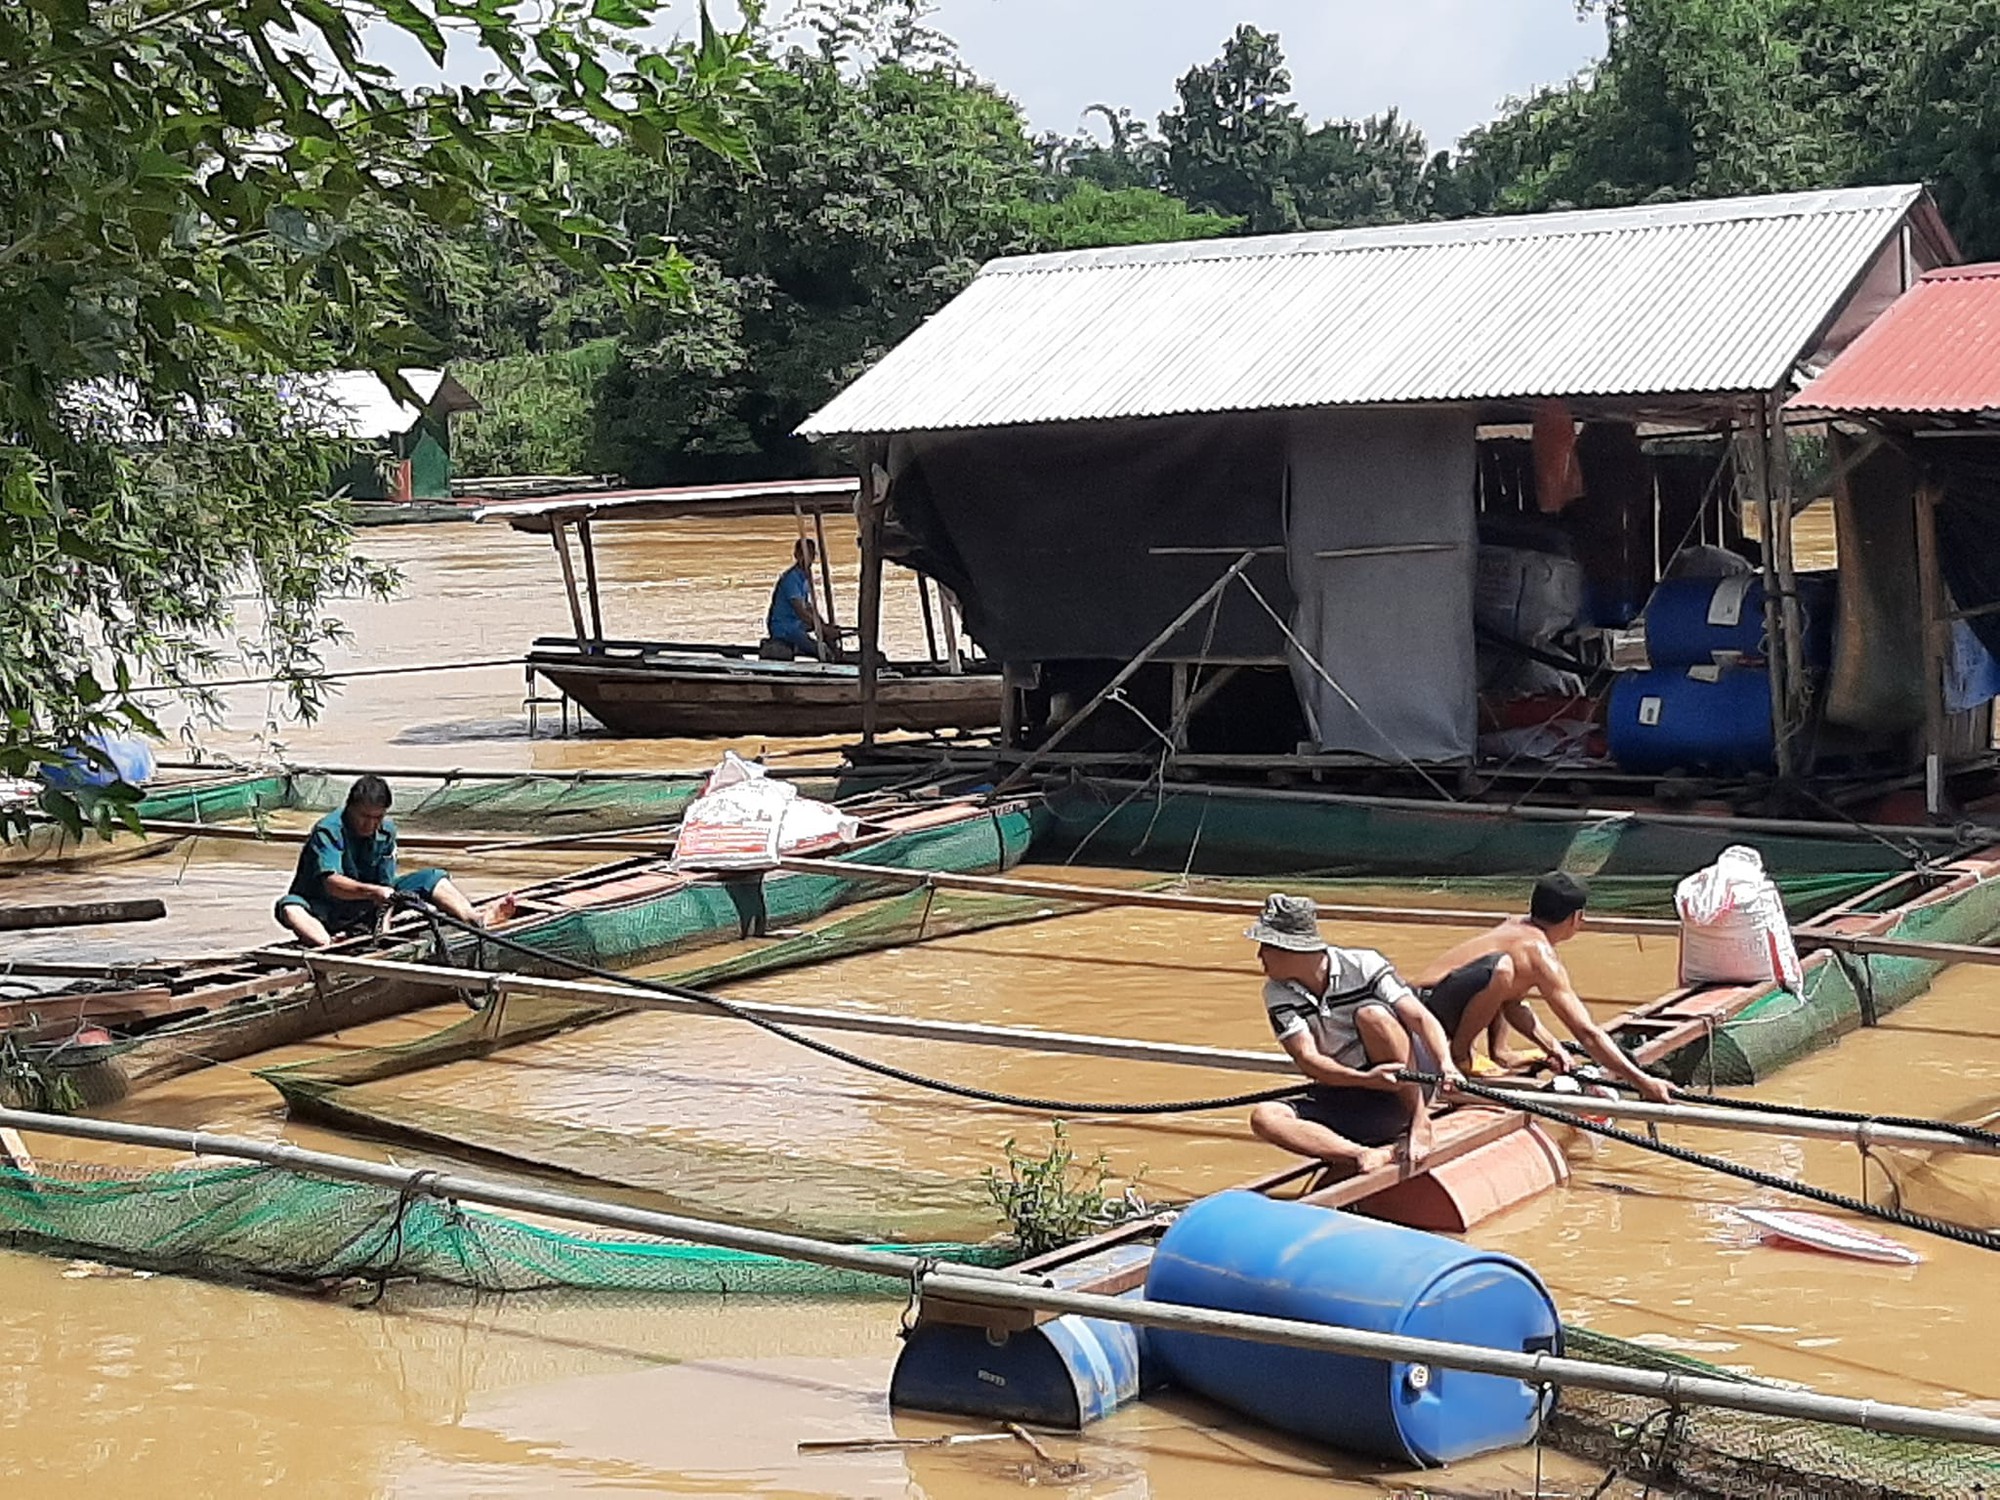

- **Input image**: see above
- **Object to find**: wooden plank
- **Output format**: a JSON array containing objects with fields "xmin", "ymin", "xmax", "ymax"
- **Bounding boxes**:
[
  {"xmin": 0, "ymin": 899, "xmax": 166, "ymax": 931},
  {"xmin": 550, "ymin": 519, "xmax": 590, "ymax": 648}
]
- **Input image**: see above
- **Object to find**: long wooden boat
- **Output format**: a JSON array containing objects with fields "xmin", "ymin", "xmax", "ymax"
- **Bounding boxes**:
[
  {"xmin": 528, "ymin": 638, "xmax": 1001, "ymax": 738},
  {"xmin": 476, "ymin": 479, "xmax": 1002, "ymax": 740},
  {"xmin": 4, "ymin": 795, "xmax": 1033, "ymax": 1102}
]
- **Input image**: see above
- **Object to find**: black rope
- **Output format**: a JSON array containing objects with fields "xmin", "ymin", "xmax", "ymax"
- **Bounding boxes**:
[
  {"xmin": 1436, "ymin": 1073, "xmax": 2000, "ymax": 1254},
  {"xmin": 394, "ymin": 897, "xmax": 1301, "ymax": 1117},
  {"xmin": 391, "ymin": 898, "xmax": 2000, "ymax": 1244}
]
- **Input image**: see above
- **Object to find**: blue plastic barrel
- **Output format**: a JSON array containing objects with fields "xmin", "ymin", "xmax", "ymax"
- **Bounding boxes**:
[
  {"xmin": 37, "ymin": 732, "xmax": 157, "ymax": 794},
  {"xmin": 1645, "ymin": 572, "xmax": 1835, "ymax": 668},
  {"xmin": 1144, "ymin": 1192, "xmax": 1559, "ymax": 1466},
  {"xmin": 1607, "ymin": 667, "xmax": 1774, "ymax": 775},
  {"xmin": 891, "ymin": 1301, "xmax": 1146, "ymax": 1429}
]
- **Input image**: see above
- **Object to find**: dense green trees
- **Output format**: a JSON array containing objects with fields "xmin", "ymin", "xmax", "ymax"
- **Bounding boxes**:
[
  {"xmin": 0, "ymin": 0, "xmax": 763, "ymax": 809},
  {"xmin": 11, "ymin": 0, "xmax": 2000, "ymax": 801}
]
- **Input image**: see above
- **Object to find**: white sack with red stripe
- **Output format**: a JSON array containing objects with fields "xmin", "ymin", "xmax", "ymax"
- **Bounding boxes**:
[
  {"xmin": 1674, "ymin": 844, "xmax": 1802, "ymax": 991},
  {"xmin": 670, "ymin": 752, "xmax": 859, "ymax": 872}
]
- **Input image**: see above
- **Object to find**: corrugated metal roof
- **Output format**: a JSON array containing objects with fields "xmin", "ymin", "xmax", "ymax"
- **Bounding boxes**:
[
  {"xmin": 800, "ymin": 186, "xmax": 1931, "ymax": 437},
  {"xmin": 1789, "ymin": 263, "xmax": 2000, "ymax": 417},
  {"xmin": 473, "ymin": 476, "xmax": 859, "ymax": 531}
]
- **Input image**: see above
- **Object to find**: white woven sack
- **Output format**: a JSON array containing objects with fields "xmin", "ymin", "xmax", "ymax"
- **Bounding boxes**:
[{"xmin": 1675, "ymin": 845, "xmax": 1802, "ymax": 991}]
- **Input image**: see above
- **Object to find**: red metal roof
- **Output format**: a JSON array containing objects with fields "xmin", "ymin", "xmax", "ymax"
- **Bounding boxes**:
[{"xmin": 1791, "ymin": 263, "xmax": 2000, "ymax": 416}]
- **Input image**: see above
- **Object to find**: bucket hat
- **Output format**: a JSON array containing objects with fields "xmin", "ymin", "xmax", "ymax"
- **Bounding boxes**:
[{"xmin": 1244, "ymin": 893, "xmax": 1328, "ymax": 952}]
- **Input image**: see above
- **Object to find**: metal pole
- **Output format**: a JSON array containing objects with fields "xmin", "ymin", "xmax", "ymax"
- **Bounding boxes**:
[
  {"xmin": 0, "ymin": 1107, "xmax": 1031, "ymax": 1287},
  {"xmin": 918, "ymin": 1275, "xmax": 2000, "ymax": 1449},
  {"xmin": 299, "ymin": 953, "xmax": 2000, "ymax": 1157}
]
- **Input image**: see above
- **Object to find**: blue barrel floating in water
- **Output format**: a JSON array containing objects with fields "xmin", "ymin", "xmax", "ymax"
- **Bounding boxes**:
[
  {"xmin": 1607, "ymin": 666, "xmax": 1775, "ymax": 775},
  {"xmin": 1144, "ymin": 1192, "xmax": 1560, "ymax": 1466},
  {"xmin": 891, "ymin": 1299, "xmax": 1146, "ymax": 1429},
  {"xmin": 37, "ymin": 732, "xmax": 157, "ymax": 795},
  {"xmin": 1644, "ymin": 572, "xmax": 1836, "ymax": 669}
]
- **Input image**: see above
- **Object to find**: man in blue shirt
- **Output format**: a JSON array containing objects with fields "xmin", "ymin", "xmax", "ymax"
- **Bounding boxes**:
[
  {"xmin": 274, "ymin": 775, "xmax": 516, "ymax": 948},
  {"xmin": 765, "ymin": 538, "xmax": 828, "ymax": 658}
]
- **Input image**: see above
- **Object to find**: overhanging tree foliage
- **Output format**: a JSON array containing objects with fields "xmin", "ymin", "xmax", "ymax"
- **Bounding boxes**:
[{"xmin": 0, "ymin": 0, "xmax": 763, "ymax": 825}]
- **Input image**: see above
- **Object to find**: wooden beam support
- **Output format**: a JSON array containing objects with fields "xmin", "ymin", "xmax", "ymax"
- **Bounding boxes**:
[
  {"xmin": 856, "ymin": 450, "xmax": 888, "ymax": 745},
  {"xmin": 0, "ymin": 899, "xmax": 166, "ymax": 932},
  {"xmin": 811, "ymin": 505, "xmax": 840, "ymax": 641},
  {"xmin": 576, "ymin": 519, "xmax": 605, "ymax": 649},
  {"xmin": 1916, "ymin": 480, "xmax": 1950, "ymax": 815},
  {"xmin": 549, "ymin": 520, "xmax": 589, "ymax": 648}
]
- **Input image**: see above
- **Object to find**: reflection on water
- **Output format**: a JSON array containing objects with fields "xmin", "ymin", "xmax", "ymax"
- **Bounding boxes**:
[{"xmin": 2, "ymin": 519, "xmax": 1994, "ymax": 1497}]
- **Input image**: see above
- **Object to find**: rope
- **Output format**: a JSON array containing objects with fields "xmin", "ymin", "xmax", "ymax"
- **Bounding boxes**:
[
  {"xmin": 1437, "ymin": 1073, "xmax": 2000, "ymax": 1254},
  {"xmin": 396, "ymin": 897, "xmax": 1301, "ymax": 1117},
  {"xmin": 389, "ymin": 901, "xmax": 2000, "ymax": 1243}
]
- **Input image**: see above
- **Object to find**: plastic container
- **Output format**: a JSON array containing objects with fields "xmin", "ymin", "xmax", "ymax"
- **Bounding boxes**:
[
  {"xmin": 1607, "ymin": 667, "xmax": 1774, "ymax": 775},
  {"xmin": 1144, "ymin": 1192, "xmax": 1560, "ymax": 1465},
  {"xmin": 36, "ymin": 732, "xmax": 156, "ymax": 794},
  {"xmin": 1644, "ymin": 572, "xmax": 1835, "ymax": 668}
]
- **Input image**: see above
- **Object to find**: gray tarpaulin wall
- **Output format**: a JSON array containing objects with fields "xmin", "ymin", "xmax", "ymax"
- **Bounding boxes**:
[
  {"xmin": 1286, "ymin": 410, "xmax": 1478, "ymax": 763},
  {"xmin": 884, "ymin": 417, "xmax": 1293, "ymax": 660}
]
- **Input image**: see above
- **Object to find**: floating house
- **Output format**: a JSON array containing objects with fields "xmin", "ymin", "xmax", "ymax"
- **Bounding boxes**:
[
  {"xmin": 1790, "ymin": 262, "xmax": 2000, "ymax": 812},
  {"xmin": 801, "ymin": 186, "xmax": 1984, "ymax": 810}
]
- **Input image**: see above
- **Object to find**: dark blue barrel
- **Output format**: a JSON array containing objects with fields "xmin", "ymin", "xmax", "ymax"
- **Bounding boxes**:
[
  {"xmin": 1645, "ymin": 572, "xmax": 1835, "ymax": 668},
  {"xmin": 1144, "ymin": 1192, "xmax": 1559, "ymax": 1466},
  {"xmin": 1607, "ymin": 667, "xmax": 1774, "ymax": 774},
  {"xmin": 891, "ymin": 1301, "xmax": 1145, "ymax": 1429}
]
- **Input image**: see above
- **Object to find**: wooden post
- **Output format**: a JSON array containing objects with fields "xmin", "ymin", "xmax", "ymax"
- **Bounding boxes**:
[
  {"xmin": 1169, "ymin": 662, "xmax": 1190, "ymax": 750},
  {"xmin": 576, "ymin": 519, "xmax": 605, "ymax": 650},
  {"xmin": 811, "ymin": 505, "xmax": 840, "ymax": 642},
  {"xmin": 549, "ymin": 521, "xmax": 589, "ymax": 648},
  {"xmin": 1765, "ymin": 391, "xmax": 1807, "ymax": 775},
  {"xmin": 1916, "ymin": 479, "xmax": 1950, "ymax": 815},
  {"xmin": 938, "ymin": 586, "xmax": 964, "ymax": 674},
  {"xmin": 856, "ymin": 449, "xmax": 888, "ymax": 746},
  {"xmin": 1744, "ymin": 402, "xmax": 1795, "ymax": 781},
  {"xmin": 916, "ymin": 574, "xmax": 942, "ymax": 662}
]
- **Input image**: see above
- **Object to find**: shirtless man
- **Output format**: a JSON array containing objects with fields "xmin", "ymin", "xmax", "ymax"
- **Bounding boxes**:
[
  {"xmin": 1245, "ymin": 893, "xmax": 1463, "ymax": 1174},
  {"xmin": 1410, "ymin": 871, "xmax": 1673, "ymax": 1103}
]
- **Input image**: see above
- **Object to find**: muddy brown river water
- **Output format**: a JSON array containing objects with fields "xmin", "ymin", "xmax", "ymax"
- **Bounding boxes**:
[{"xmin": 3, "ymin": 518, "xmax": 1997, "ymax": 1498}]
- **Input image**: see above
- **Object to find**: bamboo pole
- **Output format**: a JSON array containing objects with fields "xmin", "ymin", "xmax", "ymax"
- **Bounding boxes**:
[
  {"xmin": 773, "ymin": 856, "xmax": 1680, "ymax": 935},
  {"xmin": 916, "ymin": 1275, "xmax": 2000, "ymax": 1449},
  {"xmin": 297, "ymin": 953, "xmax": 2000, "ymax": 1157},
  {"xmin": 995, "ymin": 550, "xmax": 1258, "ymax": 793}
]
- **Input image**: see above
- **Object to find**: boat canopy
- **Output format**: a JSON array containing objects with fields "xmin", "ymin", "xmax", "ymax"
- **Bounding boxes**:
[{"xmin": 474, "ymin": 477, "xmax": 859, "ymax": 534}]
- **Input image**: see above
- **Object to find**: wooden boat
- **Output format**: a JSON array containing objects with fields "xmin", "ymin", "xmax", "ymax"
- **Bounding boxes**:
[
  {"xmin": 474, "ymin": 479, "xmax": 1001, "ymax": 740},
  {"xmin": 4, "ymin": 793, "xmax": 1034, "ymax": 1101},
  {"xmin": 526, "ymin": 638, "xmax": 1001, "ymax": 738}
]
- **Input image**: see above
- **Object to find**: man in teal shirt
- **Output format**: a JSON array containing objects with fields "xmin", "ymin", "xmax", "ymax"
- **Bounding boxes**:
[{"xmin": 274, "ymin": 775, "xmax": 515, "ymax": 947}]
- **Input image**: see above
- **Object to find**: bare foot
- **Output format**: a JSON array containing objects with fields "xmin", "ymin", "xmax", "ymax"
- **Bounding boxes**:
[{"xmin": 480, "ymin": 893, "xmax": 519, "ymax": 928}]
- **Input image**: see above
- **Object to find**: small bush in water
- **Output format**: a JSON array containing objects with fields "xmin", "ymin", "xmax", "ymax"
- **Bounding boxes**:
[{"xmin": 984, "ymin": 1121, "xmax": 1149, "ymax": 1257}]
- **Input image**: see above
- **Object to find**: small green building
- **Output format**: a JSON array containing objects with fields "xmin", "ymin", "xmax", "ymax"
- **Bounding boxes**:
[{"xmin": 310, "ymin": 368, "xmax": 480, "ymax": 502}]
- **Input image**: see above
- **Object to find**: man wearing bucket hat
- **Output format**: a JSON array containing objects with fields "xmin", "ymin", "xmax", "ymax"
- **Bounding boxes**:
[{"xmin": 1246, "ymin": 893, "xmax": 1461, "ymax": 1174}]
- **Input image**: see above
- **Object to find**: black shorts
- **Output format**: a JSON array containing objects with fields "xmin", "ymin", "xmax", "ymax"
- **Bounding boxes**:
[
  {"xmin": 1286, "ymin": 1087, "xmax": 1412, "ymax": 1148},
  {"xmin": 1420, "ymin": 952, "xmax": 1505, "ymax": 1037}
]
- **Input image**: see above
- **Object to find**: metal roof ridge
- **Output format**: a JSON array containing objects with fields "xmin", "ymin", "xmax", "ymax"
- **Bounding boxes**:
[{"xmin": 980, "ymin": 184, "xmax": 1927, "ymax": 278}]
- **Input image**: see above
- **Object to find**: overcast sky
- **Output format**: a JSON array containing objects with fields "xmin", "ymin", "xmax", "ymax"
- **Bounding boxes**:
[{"xmin": 925, "ymin": 0, "xmax": 1608, "ymax": 152}]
